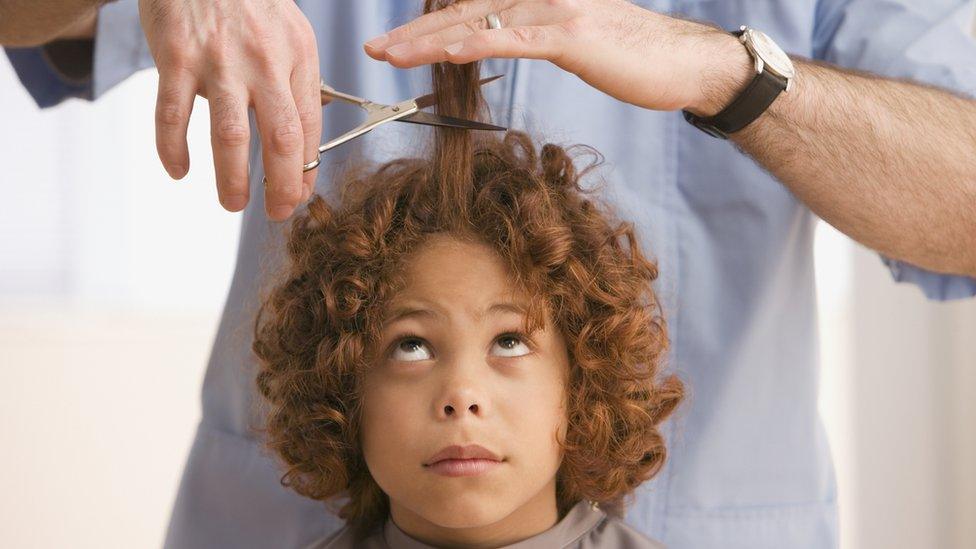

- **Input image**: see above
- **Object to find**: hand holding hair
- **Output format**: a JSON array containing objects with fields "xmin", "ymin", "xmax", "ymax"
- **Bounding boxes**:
[{"xmin": 363, "ymin": 0, "xmax": 752, "ymax": 116}]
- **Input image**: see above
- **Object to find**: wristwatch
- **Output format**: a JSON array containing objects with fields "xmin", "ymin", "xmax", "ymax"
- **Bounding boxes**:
[{"xmin": 683, "ymin": 26, "xmax": 795, "ymax": 139}]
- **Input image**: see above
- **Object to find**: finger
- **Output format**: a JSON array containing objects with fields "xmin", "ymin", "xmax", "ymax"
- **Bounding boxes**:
[
  {"xmin": 384, "ymin": 7, "xmax": 524, "ymax": 67},
  {"xmin": 155, "ymin": 68, "xmax": 197, "ymax": 179},
  {"xmin": 442, "ymin": 26, "xmax": 566, "ymax": 65},
  {"xmin": 254, "ymin": 86, "xmax": 306, "ymax": 221},
  {"xmin": 364, "ymin": 0, "xmax": 516, "ymax": 58},
  {"xmin": 208, "ymin": 85, "xmax": 251, "ymax": 212},
  {"xmin": 291, "ymin": 53, "xmax": 322, "ymax": 204}
]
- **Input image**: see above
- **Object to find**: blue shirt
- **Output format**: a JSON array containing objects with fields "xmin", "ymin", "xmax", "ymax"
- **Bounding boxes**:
[{"xmin": 7, "ymin": 1, "xmax": 976, "ymax": 548}]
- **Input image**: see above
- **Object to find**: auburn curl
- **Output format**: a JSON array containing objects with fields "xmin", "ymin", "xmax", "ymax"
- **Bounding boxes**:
[{"xmin": 252, "ymin": 129, "xmax": 684, "ymax": 535}]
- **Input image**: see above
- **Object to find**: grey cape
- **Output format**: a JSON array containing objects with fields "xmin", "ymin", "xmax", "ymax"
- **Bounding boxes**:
[{"xmin": 304, "ymin": 500, "xmax": 665, "ymax": 548}]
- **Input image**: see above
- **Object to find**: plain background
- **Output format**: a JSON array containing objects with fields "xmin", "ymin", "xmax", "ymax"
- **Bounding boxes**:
[{"xmin": 1, "ymin": 7, "xmax": 974, "ymax": 548}]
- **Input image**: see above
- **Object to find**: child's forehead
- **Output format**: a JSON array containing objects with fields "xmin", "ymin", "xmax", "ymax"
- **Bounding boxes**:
[
  {"xmin": 397, "ymin": 234, "xmax": 514, "ymax": 289},
  {"xmin": 383, "ymin": 232, "xmax": 551, "ymax": 331}
]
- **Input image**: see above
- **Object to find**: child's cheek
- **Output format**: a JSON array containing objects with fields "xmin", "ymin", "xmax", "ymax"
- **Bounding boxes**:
[{"xmin": 359, "ymin": 380, "xmax": 427, "ymax": 495}]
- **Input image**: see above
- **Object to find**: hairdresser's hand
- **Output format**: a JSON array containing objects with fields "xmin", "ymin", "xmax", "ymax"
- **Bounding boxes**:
[
  {"xmin": 362, "ymin": 0, "xmax": 750, "ymax": 116},
  {"xmin": 139, "ymin": 0, "xmax": 322, "ymax": 221}
]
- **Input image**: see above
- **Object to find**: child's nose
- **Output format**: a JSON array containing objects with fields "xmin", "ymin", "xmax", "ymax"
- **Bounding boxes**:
[
  {"xmin": 434, "ymin": 354, "xmax": 492, "ymax": 419},
  {"xmin": 436, "ymin": 386, "xmax": 488, "ymax": 419},
  {"xmin": 443, "ymin": 402, "xmax": 480, "ymax": 416},
  {"xmin": 444, "ymin": 404, "xmax": 478, "ymax": 416}
]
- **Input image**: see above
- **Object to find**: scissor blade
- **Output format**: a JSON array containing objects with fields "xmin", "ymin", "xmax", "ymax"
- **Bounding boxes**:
[
  {"xmin": 398, "ymin": 111, "xmax": 507, "ymax": 131},
  {"xmin": 413, "ymin": 74, "xmax": 506, "ymax": 110}
]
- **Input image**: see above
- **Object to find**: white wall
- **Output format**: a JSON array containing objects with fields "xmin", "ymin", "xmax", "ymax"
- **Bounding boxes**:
[
  {"xmin": 816, "ymin": 222, "xmax": 976, "ymax": 549},
  {"xmin": 0, "ymin": 56, "xmax": 238, "ymax": 548},
  {"xmin": 0, "ymin": 54, "xmax": 241, "ymax": 311}
]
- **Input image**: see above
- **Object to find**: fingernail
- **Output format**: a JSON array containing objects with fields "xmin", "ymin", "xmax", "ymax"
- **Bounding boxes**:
[
  {"xmin": 444, "ymin": 42, "xmax": 464, "ymax": 55},
  {"xmin": 386, "ymin": 43, "xmax": 411, "ymax": 58},
  {"xmin": 269, "ymin": 205, "xmax": 294, "ymax": 220},
  {"xmin": 222, "ymin": 194, "xmax": 247, "ymax": 212},
  {"xmin": 365, "ymin": 34, "xmax": 389, "ymax": 50}
]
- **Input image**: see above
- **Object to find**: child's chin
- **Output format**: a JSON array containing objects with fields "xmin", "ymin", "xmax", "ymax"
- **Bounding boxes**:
[{"xmin": 418, "ymin": 495, "xmax": 516, "ymax": 529}]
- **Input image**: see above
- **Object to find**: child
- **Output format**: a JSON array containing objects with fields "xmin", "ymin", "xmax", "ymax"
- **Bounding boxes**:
[
  {"xmin": 251, "ymin": 126, "xmax": 683, "ymax": 547},
  {"xmin": 251, "ymin": 17, "xmax": 683, "ymax": 545}
]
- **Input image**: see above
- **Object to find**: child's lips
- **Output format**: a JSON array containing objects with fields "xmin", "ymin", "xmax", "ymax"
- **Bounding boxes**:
[
  {"xmin": 423, "ymin": 444, "xmax": 504, "ymax": 477},
  {"xmin": 425, "ymin": 458, "xmax": 503, "ymax": 477},
  {"xmin": 425, "ymin": 443, "xmax": 501, "ymax": 464}
]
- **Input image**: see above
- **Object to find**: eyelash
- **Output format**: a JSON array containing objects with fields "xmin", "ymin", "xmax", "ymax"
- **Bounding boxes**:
[{"xmin": 387, "ymin": 331, "xmax": 534, "ymax": 360}]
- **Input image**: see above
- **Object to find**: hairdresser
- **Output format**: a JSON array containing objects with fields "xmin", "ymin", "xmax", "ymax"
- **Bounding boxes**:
[{"xmin": 2, "ymin": 1, "xmax": 975, "ymax": 548}]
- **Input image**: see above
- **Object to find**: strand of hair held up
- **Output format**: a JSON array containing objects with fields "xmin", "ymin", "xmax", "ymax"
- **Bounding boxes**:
[{"xmin": 423, "ymin": 0, "xmax": 490, "ymax": 219}]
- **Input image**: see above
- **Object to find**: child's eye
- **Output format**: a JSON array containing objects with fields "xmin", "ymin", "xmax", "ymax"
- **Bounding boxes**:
[
  {"xmin": 492, "ymin": 334, "xmax": 532, "ymax": 358},
  {"xmin": 390, "ymin": 337, "xmax": 433, "ymax": 362}
]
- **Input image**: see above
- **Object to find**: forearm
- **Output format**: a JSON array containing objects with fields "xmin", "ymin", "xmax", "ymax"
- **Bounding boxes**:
[
  {"xmin": 0, "ymin": 0, "xmax": 100, "ymax": 46},
  {"xmin": 692, "ymin": 34, "xmax": 976, "ymax": 277}
]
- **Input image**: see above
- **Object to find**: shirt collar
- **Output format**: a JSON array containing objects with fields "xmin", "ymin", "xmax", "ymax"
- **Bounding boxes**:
[{"xmin": 382, "ymin": 500, "xmax": 606, "ymax": 548}]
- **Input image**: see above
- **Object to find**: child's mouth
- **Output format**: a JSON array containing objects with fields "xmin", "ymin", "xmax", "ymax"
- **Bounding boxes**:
[
  {"xmin": 423, "ymin": 444, "xmax": 504, "ymax": 476},
  {"xmin": 425, "ymin": 458, "xmax": 503, "ymax": 477}
]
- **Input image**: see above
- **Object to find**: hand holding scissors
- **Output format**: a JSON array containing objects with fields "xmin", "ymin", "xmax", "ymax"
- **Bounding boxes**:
[
  {"xmin": 139, "ymin": 0, "xmax": 323, "ymax": 221},
  {"xmin": 267, "ymin": 74, "xmax": 507, "ymax": 182}
]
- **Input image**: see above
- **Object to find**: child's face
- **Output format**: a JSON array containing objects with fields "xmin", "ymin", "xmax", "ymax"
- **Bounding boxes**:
[{"xmin": 361, "ymin": 233, "xmax": 570, "ymax": 534}]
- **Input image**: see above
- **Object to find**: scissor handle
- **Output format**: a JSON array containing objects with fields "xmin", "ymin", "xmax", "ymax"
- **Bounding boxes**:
[
  {"xmin": 298, "ymin": 82, "xmax": 368, "ymax": 173},
  {"xmin": 299, "ymin": 102, "xmax": 414, "ymax": 174},
  {"xmin": 259, "ymin": 154, "xmax": 320, "ymax": 186},
  {"xmin": 303, "ymin": 155, "xmax": 321, "ymax": 172}
]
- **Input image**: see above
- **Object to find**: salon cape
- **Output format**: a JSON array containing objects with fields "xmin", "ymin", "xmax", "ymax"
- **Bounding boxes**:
[
  {"xmin": 305, "ymin": 501, "xmax": 664, "ymax": 549},
  {"xmin": 6, "ymin": 1, "xmax": 976, "ymax": 548}
]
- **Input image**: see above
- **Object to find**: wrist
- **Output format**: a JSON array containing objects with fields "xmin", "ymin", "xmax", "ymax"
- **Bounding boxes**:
[
  {"xmin": 685, "ymin": 30, "xmax": 755, "ymax": 117},
  {"xmin": 0, "ymin": 1, "xmax": 102, "ymax": 46}
]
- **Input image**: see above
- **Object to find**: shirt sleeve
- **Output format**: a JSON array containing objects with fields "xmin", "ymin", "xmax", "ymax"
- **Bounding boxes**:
[
  {"xmin": 3, "ymin": 40, "xmax": 93, "ymax": 108},
  {"xmin": 812, "ymin": 0, "xmax": 976, "ymax": 301},
  {"xmin": 2, "ymin": 0, "xmax": 154, "ymax": 109}
]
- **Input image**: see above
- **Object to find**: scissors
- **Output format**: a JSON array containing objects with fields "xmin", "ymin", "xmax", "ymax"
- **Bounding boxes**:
[{"xmin": 267, "ymin": 74, "xmax": 508, "ymax": 182}]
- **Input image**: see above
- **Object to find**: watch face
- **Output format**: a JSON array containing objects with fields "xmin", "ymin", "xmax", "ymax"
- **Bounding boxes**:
[{"xmin": 745, "ymin": 29, "xmax": 795, "ymax": 79}]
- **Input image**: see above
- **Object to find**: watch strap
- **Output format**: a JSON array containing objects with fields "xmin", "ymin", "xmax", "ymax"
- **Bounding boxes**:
[{"xmin": 682, "ymin": 30, "xmax": 789, "ymax": 139}]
